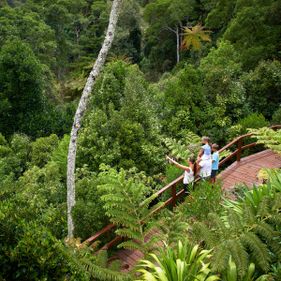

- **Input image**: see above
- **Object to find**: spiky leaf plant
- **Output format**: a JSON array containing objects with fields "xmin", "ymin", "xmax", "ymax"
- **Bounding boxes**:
[
  {"xmin": 223, "ymin": 257, "xmax": 270, "ymax": 281},
  {"xmin": 136, "ymin": 240, "xmax": 219, "ymax": 281},
  {"xmin": 97, "ymin": 164, "xmax": 163, "ymax": 253}
]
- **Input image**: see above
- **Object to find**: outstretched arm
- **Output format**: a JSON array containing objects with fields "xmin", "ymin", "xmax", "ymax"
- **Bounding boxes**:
[{"xmin": 166, "ymin": 156, "xmax": 191, "ymax": 172}]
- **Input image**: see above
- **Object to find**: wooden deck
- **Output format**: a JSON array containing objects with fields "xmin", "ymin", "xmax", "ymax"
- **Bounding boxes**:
[
  {"xmin": 112, "ymin": 149, "xmax": 281, "ymax": 272},
  {"xmin": 219, "ymin": 149, "xmax": 281, "ymax": 190}
]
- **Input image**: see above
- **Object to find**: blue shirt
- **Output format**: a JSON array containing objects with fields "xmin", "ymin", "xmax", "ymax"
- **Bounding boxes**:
[
  {"xmin": 212, "ymin": 151, "xmax": 219, "ymax": 170},
  {"xmin": 202, "ymin": 144, "xmax": 211, "ymax": 156}
]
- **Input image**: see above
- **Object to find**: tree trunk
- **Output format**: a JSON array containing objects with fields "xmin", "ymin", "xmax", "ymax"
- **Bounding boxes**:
[
  {"xmin": 176, "ymin": 25, "xmax": 180, "ymax": 63},
  {"xmin": 67, "ymin": 0, "xmax": 123, "ymax": 239}
]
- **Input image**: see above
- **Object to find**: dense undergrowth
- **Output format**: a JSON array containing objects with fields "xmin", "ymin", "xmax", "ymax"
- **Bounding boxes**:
[{"xmin": 0, "ymin": 0, "xmax": 281, "ymax": 280}]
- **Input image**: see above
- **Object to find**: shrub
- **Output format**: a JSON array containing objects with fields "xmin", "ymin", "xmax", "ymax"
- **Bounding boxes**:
[
  {"xmin": 272, "ymin": 108, "xmax": 281, "ymax": 125},
  {"xmin": 227, "ymin": 113, "xmax": 269, "ymax": 140},
  {"xmin": 137, "ymin": 241, "xmax": 219, "ymax": 281},
  {"xmin": 29, "ymin": 134, "xmax": 59, "ymax": 168}
]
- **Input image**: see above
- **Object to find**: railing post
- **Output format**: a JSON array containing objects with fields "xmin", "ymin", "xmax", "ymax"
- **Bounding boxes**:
[
  {"xmin": 171, "ymin": 184, "xmax": 177, "ymax": 207},
  {"xmin": 237, "ymin": 138, "xmax": 242, "ymax": 162}
]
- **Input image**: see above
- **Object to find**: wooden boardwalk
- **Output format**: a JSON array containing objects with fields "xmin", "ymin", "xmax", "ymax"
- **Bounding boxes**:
[
  {"xmin": 112, "ymin": 149, "xmax": 281, "ymax": 272},
  {"xmin": 219, "ymin": 149, "xmax": 281, "ymax": 190}
]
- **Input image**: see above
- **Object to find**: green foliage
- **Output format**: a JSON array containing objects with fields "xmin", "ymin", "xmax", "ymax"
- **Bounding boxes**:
[
  {"xmin": 73, "ymin": 168, "xmax": 108, "ymax": 240},
  {"xmin": 191, "ymin": 176, "xmax": 281, "ymax": 278},
  {"xmin": 249, "ymin": 127, "xmax": 281, "ymax": 154},
  {"xmin": 272, "ymin": 108, "xmax": 281, "ymax": 125},
  {"xmin": 0, "ymin": 134, "xmax": 31, "ymax": 180},
  {"xmin": 199, "ymin": 41, "xmax": 249, "ymax": 141},
  {"xmin": 227, "ymin": 113, "xmax": 269, "ymax": 140},
  {"xmin": 153, "ymin": 64, "xmax": 206, "ymax": 138},
  {"xmin": 222, "ymin": 257, "xmax": 270, "ymax": 281},
  {"xmin": 51, "ymin": 134, "xmax": 70, "ymax": 176},
  {"xmin": 137, "ymin": 240, "xmax": 219, "ymax": 281},
  {"xmin": 156, "ymin": 210, "xmax": 189, "ymax": 246},
  {"xmin": 9, "ymin": 223, "xmax": 84, "ymax": 280},
  {"xmin": 142, "ymin": 0, "xmax": 212, "ymax": 76},
  {"xmin": 29, "ymin": 134, "xmax": 59, "ymax": 168},
  {"xmin": 242, "ymin": 60, "xmax": 281, "ymax": 119},
  {"xmin": 0, "ymin": 40, "xmax": 46, "ymax": 136},
  {"xmin": 0, "ymin": 5, "xmax": 56, "ymax": 67},
  {"xmin": 111, "ymin": 0, "xmax": 142, "ymax": 64},
  {"xmin": 78, "ymin": 61, "xmax": 165, "ymax": 175},
  {"xmin": 67, "ymin": 244, "xmax": 131, "ymax": 281},
  {"xmin": 164, "ymin": 131, "xmax": 201, "ymax": 160},
  {"xmin": 179, "ymin": 181, "xmax": 223, "ymax": 222},
  {"xmin": 222, "ymin": 1, "xmax": 281, "ymax": 70},
  {"xmin": 97, "ymin": 165, "xmax": 163, "ymax": 253},
  {"xmin": 239, "ymin": 114, "xmax": 269, "ymax": 132}
]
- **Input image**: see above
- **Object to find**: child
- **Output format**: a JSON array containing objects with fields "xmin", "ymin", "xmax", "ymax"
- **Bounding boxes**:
[
  {"xmin": 197, "ymin": 136, "xmax": 211, "ymax": 161},
  {"xmin": 166, "ymin": 155, "xmax": 195, "ymax": 195},
  {"xmin": 211, "ymin": 144, "xmax": 219, "ymax": 183},
  {"xmin": 197, "ymin": 156, "xmax": 212, "ymax": 180}
]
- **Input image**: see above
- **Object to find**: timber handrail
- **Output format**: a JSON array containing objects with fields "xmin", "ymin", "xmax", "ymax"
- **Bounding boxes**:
[{"xmin": 85, "ymin": 125, "xmax": 281, "ymax": 249}]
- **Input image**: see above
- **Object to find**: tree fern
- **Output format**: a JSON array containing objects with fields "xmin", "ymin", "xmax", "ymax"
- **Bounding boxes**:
[
  {"xmin": 155, "ymin": 210, "xmax": 189, "ymax": 246},
  {"xmin": 249, "ymin": 127, "xmax": 281, "ymax": 154},
  {"xmin": 62, "ymin": 242, "xmax": 130, "ymax": 281},
  {"xmin": 191, "ymin": 200, "xmax": 280, "ymax": 277},
  {"xmin": 164, "ymin": 131, "xmax": 201, "ymax": 160},
  {"xmin": 241, "ymin": 232, "xmax": 270, "ymax": 272},
  {"xmin": 97, "ymin": 165, "xmax": 163, "ymax": 253}
]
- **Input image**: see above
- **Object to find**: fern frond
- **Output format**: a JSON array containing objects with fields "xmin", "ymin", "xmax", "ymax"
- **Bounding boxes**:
[
  {"xmin": 226, "ymin": 209, "xmax": 243, "ymax": 233},
  {"xmin": 226, "ymin": 239, "xmax": 248, "ymax": 278},
  {"xmin": 164, "ymin": 132, "xmax": 201, "ymax": 160},
  {"xmin": 116, "ymin": 228, "xmax": 143, "ymax": 241},
  {"xmin": 241, "ymin": 232, "xmax": 270, "ymax": 272},
  {"xmin": 249, "ymin": 128, "xmax": 281, "ymax": 155},
  {"xmin": 81, "ymin": 257, "xmax": 131, "ymax": 281},
  {"xmin": 242, "ymin": 204, "xmax": 257, "ymax": 225},
  {"xmin": 268, "ymin": 214, "xmax": 281, "ymax": 228},
  {"xmin": 212, "ymin": 242, "xmax": 230, "ymax": 273},
  {"xmin": 156, "ymin": 211, "xmax": 189, "ymax": 246},
  {"xmin": 119, "ymin": 240, "xmax": 144, "ymax": 251},
  {"xmin": 191, "ymin": 222, "xmax": 218, "ymax": 248},
  {"xmin": 208, "ymin": 213, "xmax": 230, "ymax": 240}
]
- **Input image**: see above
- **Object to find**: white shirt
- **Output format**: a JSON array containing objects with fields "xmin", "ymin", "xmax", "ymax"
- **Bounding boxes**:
[
  {"xmin": 183, "ymin": 169, "xmax": 194, "ymax": 184},
  {"xmin": 199, "ymin": 159, "xmax": 212, "ymax": 178}
]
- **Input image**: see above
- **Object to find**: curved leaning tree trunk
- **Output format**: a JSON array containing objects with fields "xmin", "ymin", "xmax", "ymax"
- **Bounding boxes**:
[{"xmin": 67, "ymin": 0, "xmax": 123, "ymax": 239}]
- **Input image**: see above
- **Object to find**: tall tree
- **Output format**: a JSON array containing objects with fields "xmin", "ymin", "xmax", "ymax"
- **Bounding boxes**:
[{"xmin": 67, "ymin": 0, "xmax": 123, "ymax": 239}]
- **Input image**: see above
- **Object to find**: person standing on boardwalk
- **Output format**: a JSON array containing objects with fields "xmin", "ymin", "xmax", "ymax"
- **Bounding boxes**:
[
  {"xmin": 197, "ymin": 136, "xmax": 211, "ymax": 161},
  {"xmin": 166, "ymin": 156, "xmax": 195, "ymax": 195},
  {"xmin": 211, "ymin": 144, "xmax": 219, "ymax": 183}
]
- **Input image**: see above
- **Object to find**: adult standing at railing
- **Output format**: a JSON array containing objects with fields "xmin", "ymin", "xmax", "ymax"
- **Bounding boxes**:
[{"xmin": 197, "ymin": 136, "xmax": 211, "ymax": 160}]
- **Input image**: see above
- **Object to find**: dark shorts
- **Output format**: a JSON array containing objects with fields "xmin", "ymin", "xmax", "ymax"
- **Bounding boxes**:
[
  {"xmin": 211, "ymin": 169, "xmax": 218, "ymax": 178},
  {"xmin": 183, "ymin": 183, "xmax": 194, "ymax": 195}
]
